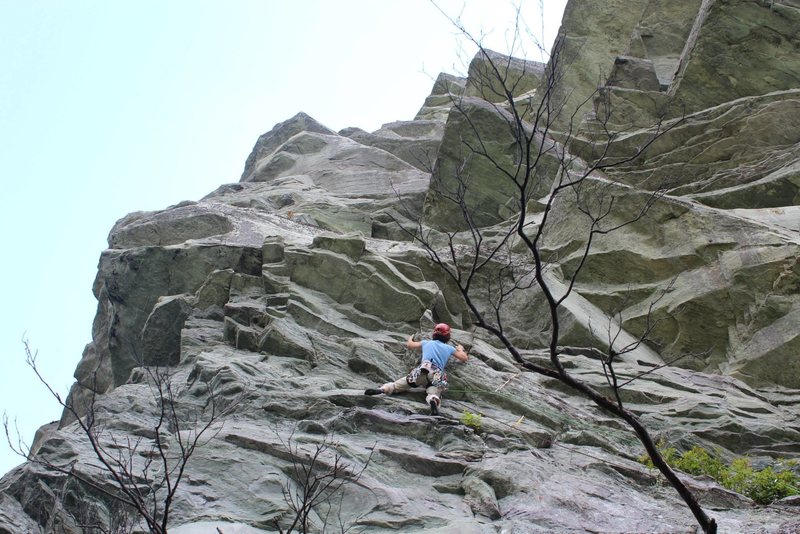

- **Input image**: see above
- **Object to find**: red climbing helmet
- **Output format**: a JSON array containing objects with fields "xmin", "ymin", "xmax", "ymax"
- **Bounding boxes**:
[{"xmin": 433, "ymin": 323, "xmax": 451, "ymax": 341}]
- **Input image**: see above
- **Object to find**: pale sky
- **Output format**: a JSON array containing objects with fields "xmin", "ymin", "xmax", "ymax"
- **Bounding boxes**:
[{"xmin": 0, "ymin": 0, "xmax": 567, "ymax": 476}]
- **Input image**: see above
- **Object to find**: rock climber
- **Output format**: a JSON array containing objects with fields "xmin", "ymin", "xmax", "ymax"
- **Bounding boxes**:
[{"xmin": 364, "ymin": 323, "xmax": 468, "ymax": 415}]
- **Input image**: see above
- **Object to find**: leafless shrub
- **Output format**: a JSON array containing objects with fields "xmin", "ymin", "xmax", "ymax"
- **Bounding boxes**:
[
  {"xmin": 392, "ymin": 3, "xmax": 717, "ymax": 532},
  {"xmin": 4, "ymin": 338, "xmax": 243, "ymax": 534},
  {"xmin": 275, "ymin": 428, "xmax": 373, "ymax": 534}
]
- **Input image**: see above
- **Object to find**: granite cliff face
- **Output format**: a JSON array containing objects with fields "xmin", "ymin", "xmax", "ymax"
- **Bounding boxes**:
[{"xmin": 2, "ymin": 1, "xmax": 800, "ymax": 533}]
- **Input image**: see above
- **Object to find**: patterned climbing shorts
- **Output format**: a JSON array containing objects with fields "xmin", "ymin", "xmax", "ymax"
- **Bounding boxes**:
[{"xmin": 407, "ymin": 361, "xmax": 448, "ymax": 390}]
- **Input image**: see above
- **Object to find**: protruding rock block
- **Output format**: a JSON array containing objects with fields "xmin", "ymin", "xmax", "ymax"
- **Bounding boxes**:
[
  {"xmin": 311, "ymin": 233, "xmax": 366, "ymax": 261},
  {"xmin": 140, "ymin": 294, "xmax": 196, "ymax": 366},
  {"xmin": 636, "ymin": 0, "xmax": 703, "ymax": 86},
  {"xmin": 606, "ymin": 56, "xmax": 661, "ymax": 91},
  {"xmin": 670, "ymin": 0, "xmax": 800, "ymax": 115},
  {"xmin": 464, "ymin": 49, "xmax": 545, "ymax": 103},
  {"xmin": 340, "ymin": 119, "xmax": 445, "ymax": 172},
  {"xmin": 462, "ymin": 476, "xmax": 502, "ymax": 519},
  {"xmin": 415, "ymin": 72, "xmax": 466, "ymax": 121},
  {"xmin": 262, "ymin": 236, "xmax": 285, "ymax": 264},
  {"xmin": 194, "ymin": 269, "xmax": 234, "ymax": 314},
  {"xmin": 223, "ymin": 301, "xmax": 268, "ymax": 331},
  {"xmin": 108, "ymin": 204, "xmax": 234, "ymax": 248},
  {"xmin": 283, "ymin": 246, "xmax": 437, "ymax": 325},
  {"xmin": 545, "ymin": 0, "xmax": 650, "ymax": 131},
  {"xmin": 423, "ymin": 97, "xmax": 559, "ymax": 231},
  {"xmin": 241, "ymin": 112, "xmax": 335, "ymax": 182},
  {"xmin": 258, "ymin": 317, "xmax": 315, "ymax": 360},
  {"xmin": 223, "ymin": 316, "xmax": 262, "ymax": 353}
]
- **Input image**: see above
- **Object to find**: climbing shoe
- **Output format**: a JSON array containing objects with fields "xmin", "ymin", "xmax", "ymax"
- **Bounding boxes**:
[
  {"xmin": 364, "ymin": 388, "xmax": 383, "ymax": 396},
  {"xmin": 429, "ymin": 399, "xmax": 439, "ymax": 416}
]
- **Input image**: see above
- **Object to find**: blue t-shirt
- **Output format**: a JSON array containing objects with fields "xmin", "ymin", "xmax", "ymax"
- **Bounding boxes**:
[{"xmin": 421, "ymin": 340, "xmax": 456, "ymax": 370}]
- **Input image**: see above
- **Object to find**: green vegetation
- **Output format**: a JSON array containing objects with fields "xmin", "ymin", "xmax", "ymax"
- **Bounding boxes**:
[
  {"xmin": 460, "ymin": 410, "xmax": 482, "ymax": 431},
  {"xmin": 639, "ymin": 444, "xmax": 799, "ymax": 505}
]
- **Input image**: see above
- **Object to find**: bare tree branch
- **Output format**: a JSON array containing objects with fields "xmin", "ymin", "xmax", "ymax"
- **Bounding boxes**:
[
  {"xmin": 8, "ymin": 337, "xmax": 243, "ymax": 533},
  {"xmin": 398, "ymin": 5, "xmax": 717, "ymax": 532}
]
